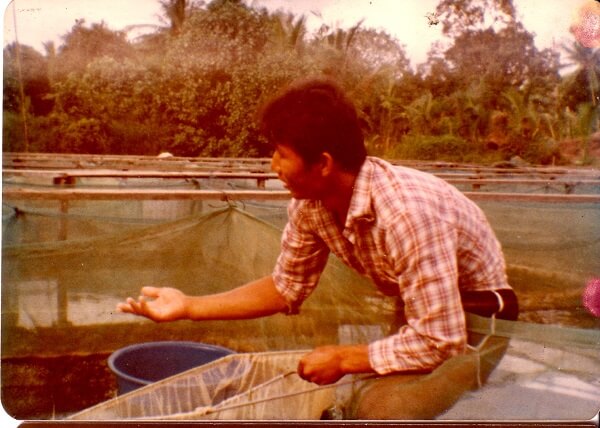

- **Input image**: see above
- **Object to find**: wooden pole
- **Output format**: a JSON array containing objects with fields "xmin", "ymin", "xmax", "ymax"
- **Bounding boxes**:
[{"xmin": 11, "ymin": 3, "xmax": 29, "ymax": 152}]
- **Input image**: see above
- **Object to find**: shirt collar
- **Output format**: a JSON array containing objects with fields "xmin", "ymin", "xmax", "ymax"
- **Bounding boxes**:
[{"xmin": 345, "ymin": 157, "xmax": 375, "ymax": 226}]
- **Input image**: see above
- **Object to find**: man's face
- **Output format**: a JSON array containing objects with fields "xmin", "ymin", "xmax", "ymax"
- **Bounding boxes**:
[{"xmin": 271, "ymin": 144, "xmax": 325, "ymax": 200}]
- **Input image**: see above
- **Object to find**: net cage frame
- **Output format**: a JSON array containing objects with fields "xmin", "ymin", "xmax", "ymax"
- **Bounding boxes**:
[{"xmin": 2, "ymin": 154, "xmax": 600, "ymax": 420}]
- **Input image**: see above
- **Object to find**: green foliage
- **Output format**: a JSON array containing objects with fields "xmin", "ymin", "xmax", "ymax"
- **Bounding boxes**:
[
  {"xmin": 435, "ymin": 0, "xmax": 516, "ymax": 37},
  {"xmin": 2, "ymin": 0, "xmax": 594, "ymax": 165},
  {"xmin": 50, "ymin": 20, "xmax": 134, "ymax": 81},
  {"xmin": 2, "ymin": 111, "xmax": 26, "ymax": 152},
  {"xmin": 560, "ymin": 43, "xmax": 600, "ymax": 109},
  {"xmin": 50, "ymin": 114, "xmax": 111, "ymax": 154},
  {"xmin": 392, "ymin": 134, "xmax": 476, "ymax": 162},
  {"xmin": 3, "ymin": 43, "xmax": 53, "ymax": 115}
]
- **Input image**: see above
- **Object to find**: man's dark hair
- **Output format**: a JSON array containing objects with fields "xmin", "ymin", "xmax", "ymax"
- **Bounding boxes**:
[{"xmin": 259, "ymin": 77, "xmax": 367, "ymax": 173}]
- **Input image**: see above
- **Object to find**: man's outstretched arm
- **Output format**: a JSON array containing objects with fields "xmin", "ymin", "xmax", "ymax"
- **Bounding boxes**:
[{"xmin": 117, "ymin": 275, "xmax": 289, "ymax": 322}]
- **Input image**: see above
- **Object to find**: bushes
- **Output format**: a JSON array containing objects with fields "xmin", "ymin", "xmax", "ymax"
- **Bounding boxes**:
[
  {"xmin": 391, "ymin": 134, "xmax": 477, "ymax": 162},
  {"xmin": 52, "ymin": 116, "xmax": 111, "ymax": 154},
  {"xmin": 2, "ymin": 1, "xmax": 589, "ymax": 165},
  {"xmin": 387, "ymin": 133, "xmax": 565, "ymax": 165}
]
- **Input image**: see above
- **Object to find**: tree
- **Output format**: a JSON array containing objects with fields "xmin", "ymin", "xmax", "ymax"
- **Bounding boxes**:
[
  {"xmin": 347, "ymin": 28, "xmax": 410, "ymax": 78},
  {"xmin": 310, "ymin": 19, "xmax": 364, "ymax": 78},
  {"xmin": 3, "ymin": 43, "xmax": 52, "ymax": 115},
  {"xmin": 442, "ymin": 23, "xmax": 559, "ymax": 107},
  {"xmin": 167, "ymin": 0, "xmax": 271, "ymax": 66},
  {"xmin": 3, "ymin": 0, "xmax": 569, "ymax": 163},
  {"xmin": 422, "ymin": 0, "xmax": 561, "ymax": 161},
  {"xmin": 354, "ymin": 67, "xmax": 410, "ymax": 154},
  {"xmin": 267, "ymin": 12, "xmax": 308, "ymax": 54},
  {"xmin": 3, "ymin": 42, "xmax": 54, "ymax": 152},
  {"xmin": 153, "ymin": 0, "xmax": 205, "ymax": 37},
  {"xmin": 160, "ymin": 0, "xmax": 188, "ymax": 35},
  {"xmin": 51, "ymin": 20, "xmax": 134, "ymax": 81},
  {"xmin": 435, "ymin": 0, "xmax": 517, "ymax": 38},
  {"xmin": 559, "ymin": 42, "xmax": 600, "ymax": 163},
  {"xmin": 125, "ymin": 0, "xmax": 201, "ymax": 54},
  {"xmin": 560, "ymin": 42, "xmax": 600, "ymax": 109}
]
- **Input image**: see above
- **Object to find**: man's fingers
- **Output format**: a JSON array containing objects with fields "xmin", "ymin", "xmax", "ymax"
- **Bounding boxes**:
[
  {"xmin": 297, "ymin": 359, "xmax": 305, "ymax": 379},
  {"xmin": 136, "ymin": 296, "xmax": 151, "ymax": 314},
  {"xmin": 141, "ymin": 286, "xmax": 161, "ymax": 298},
  {"xmin": 116, "ymin": 302, "xmax": 132, "ymax": 313},
  {"xmin": 116, "ymin": 297, "xmax": 138, "ymax": 313},
  {"xmin": 297, "ymin": 355, "xmax": 313, "ymax": 382},
  {"xmin": 116, "ymin": 288, "xmax": 172, "ymax": 321}
]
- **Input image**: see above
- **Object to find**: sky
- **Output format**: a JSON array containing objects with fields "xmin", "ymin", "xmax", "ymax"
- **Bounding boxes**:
[{"xmin": 1, "ymin": 0, "xmax": 583, "ymax": 67}]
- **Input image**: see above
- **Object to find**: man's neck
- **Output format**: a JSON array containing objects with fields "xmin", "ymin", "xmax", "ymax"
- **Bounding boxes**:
[{"xmin": 320, "ymin": 169, "xmax": 358, "ymax": 229}]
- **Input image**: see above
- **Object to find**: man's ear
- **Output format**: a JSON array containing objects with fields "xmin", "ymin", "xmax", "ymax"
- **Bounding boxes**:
[{"xmin": 319, "ymin": 152, "xmax": 335, "ymax": 177}]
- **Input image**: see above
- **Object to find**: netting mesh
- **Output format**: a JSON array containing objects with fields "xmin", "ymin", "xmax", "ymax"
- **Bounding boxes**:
[
  {"xmin": 2, "ymin": 206, "xmax": 395, "ymax": 352},
  {"xmin": 440, "ymin": 316, "xmax": 600, "ymax": 420},
  {"xmin": 66, "ymin": 316, "xmax": 600, "ymax": 420},
  {"xmin": 70, "ymin": 351, "xmax": 336, "ymax": 420},
  {"xmin": 4, "ymin": 194, "xmax": 599, "ymax": 329},
  {"xmin": 2, "ymin": 166, "xmax": 599, "ymax": 420}
]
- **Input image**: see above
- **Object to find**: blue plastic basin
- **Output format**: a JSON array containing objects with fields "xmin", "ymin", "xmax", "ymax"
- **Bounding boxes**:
[{"xmin": 108, "ymin": 341, "xmax": 235, "ymax": 394}]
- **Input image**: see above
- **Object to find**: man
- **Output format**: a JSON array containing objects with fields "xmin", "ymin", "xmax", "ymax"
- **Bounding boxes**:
[{"xmin": 118, "ymin": 77, "xmax": 518, "ymax": 419}]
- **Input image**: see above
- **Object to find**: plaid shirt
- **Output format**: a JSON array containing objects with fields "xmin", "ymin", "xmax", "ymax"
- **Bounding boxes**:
[{"xmin": 272, "ymin": 157, "xmax": 510, "ymax": 375}]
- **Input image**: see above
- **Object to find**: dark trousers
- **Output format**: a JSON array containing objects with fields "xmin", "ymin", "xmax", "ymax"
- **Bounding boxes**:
[{"xmin": 344, "ymin": 288, "xmax": 518, "ymax": 420}]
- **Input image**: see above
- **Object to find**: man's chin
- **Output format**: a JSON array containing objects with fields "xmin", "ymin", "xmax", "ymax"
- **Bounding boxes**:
[
  {"xmin": 285, "ymin": 185, "xmax": 319, "ymax": 200},
  {"xmin": 288, "ymin": 190, "xmax": 312, "ymax": 200}
]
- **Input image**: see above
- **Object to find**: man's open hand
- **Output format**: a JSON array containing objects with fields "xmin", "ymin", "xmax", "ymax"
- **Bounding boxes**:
[{"xmin": 116, "ymin": 286, "xmax": 188, "ymax": 322}]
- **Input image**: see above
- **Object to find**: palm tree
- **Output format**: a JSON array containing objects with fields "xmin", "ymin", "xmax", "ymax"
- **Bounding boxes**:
[
  {"xmin": 561, "ymin": 42, "xmax": 600, "ymax": 162},
  {"xmin": 405, "ymin": 92, "xmax": 436, "ymax": 135},
  {"xmin": 269, "ymin": 12, "xmax": 307, "ymax": 53},
  {"xmin": 160, "ymin": 0, "xmax": 189, "ymax": 35},
  {"xmin": 561, "ymin": 42, "xmax": 600, "ymax": 106},
  {"xmin": 312, "ymin": 19, "xmax": 364, "ymax": 74},
  {"xmin": 123, "ymin": 0, "xmax": 196, "ymax": 55}
]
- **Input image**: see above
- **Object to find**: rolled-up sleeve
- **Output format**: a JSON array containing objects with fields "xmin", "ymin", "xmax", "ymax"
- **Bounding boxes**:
[
  {"xmin": 272, "ymin": 200, "xmax": 330, "ymax": 314},
  {"xmin": 368, "ymin": 209, "xmax": 467, "ymax": 374}
]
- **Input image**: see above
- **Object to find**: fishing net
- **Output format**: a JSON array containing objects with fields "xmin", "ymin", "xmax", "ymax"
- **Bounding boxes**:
[
  {"xmin": 2, "ymin": 204, "xmax": 396, "ymax": 355},
  {"xmin": 66, "ymin": 314, "xmax": 600, "ymax": 420},
  {"xmin": 69, "ymin": 350, "xmax": 336, "ymax": 420}
]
